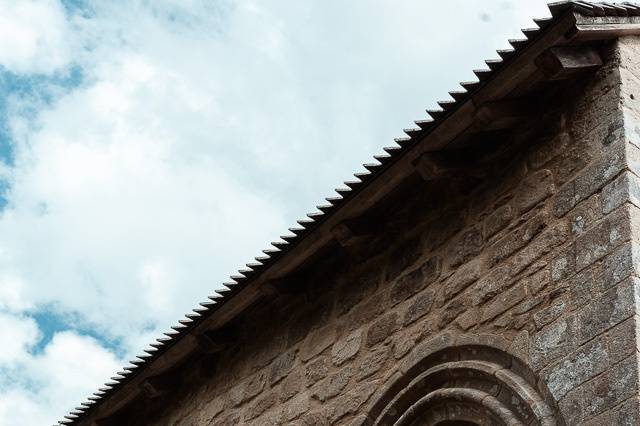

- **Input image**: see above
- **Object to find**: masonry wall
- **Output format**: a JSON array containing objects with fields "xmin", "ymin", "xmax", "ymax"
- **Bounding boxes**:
[{"xmin": 130, "ymin": 37, "xmax": 640, "ymax": 426}]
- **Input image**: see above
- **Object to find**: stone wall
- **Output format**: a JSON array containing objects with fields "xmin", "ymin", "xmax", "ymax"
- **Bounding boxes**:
[{"xmin": 129, "ymin": 37, "xmax": 640, "ymax": 426}]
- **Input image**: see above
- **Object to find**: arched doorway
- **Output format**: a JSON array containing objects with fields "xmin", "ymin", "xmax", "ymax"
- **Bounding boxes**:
[{"xmin": 366, "ymin": 336, "xmax": 564, "ymax": 426}]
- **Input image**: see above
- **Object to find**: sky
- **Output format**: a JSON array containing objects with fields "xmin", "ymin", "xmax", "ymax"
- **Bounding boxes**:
[{"xmin": 0, "ymin": 0, "xmax": 561, "ymax": 424}]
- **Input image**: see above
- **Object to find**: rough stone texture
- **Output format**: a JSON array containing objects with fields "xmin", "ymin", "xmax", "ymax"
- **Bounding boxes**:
[
  {"xmin": 331, "ymin": 329, "xmax": 362, "ymax": 366},
  {"xmin": 124, "ymin": 38, "xmax": 640, "ymax": 426}
]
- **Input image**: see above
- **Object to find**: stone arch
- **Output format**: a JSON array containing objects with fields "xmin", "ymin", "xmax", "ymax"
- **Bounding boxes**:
[{"xmin": 364, "ymin": 334, "xmax": 565, "ymax": 426}]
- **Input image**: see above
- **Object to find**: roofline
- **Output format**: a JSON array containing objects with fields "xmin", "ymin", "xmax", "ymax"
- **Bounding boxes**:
[{"xmin": 62, "ymin": 2, "xmax": 640, "ymax": 424}]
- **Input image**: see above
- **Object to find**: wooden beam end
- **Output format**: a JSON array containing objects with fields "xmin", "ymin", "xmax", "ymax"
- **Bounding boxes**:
[{"xmin": 535, "ymin": 46, "xmax": 602, "ymax": 80}]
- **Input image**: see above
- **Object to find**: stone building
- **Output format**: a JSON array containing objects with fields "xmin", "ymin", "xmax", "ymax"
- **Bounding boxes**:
[{"xmin": 63, "ymin": 2, "xmax": 640, "ymax": 425}]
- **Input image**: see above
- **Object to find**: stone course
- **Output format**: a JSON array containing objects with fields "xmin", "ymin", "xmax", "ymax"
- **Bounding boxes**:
[{"xmin": 126, "ymin": 38, "xmax": 640, "ymax": 426}]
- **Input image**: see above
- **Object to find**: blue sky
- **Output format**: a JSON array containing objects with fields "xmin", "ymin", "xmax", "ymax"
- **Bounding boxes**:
[{"xmin": 0, "ymin": 1, "xmax": 557, "ymax": 424}]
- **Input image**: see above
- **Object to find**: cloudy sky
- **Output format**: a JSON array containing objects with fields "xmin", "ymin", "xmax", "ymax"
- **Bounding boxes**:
[{"xmin": 0, "ymin": 0, "xmax": 561, "ymax": 424}]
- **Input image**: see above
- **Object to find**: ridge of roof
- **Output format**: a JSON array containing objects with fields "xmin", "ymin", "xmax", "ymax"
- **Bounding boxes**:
[{"xmin": 59, "ymin": 1, "xmax": 640, "ymax": 424}]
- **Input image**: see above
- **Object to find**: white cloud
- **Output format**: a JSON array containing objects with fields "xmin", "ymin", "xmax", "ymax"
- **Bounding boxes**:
[
  {"xmin": 0, "ymin": 312, "xmax": 38, "ymax": 364},
  {"xmin": 0, "ymin": 0, "xmax": 72, "ymax": 74},
  {"xmin": 0, "ymin": 273, "xmax": 32, "ymax": 312},
  {"xmin": 0, "ymin": 328, "xmax": 121, "ymax": 426},
  {"xmin": 0, "ymin": 0, "xmax": 557, "ymax": 424},
  {"xmin": 30, "ymin": 331, "xmax": 121, "ymax": 395}
]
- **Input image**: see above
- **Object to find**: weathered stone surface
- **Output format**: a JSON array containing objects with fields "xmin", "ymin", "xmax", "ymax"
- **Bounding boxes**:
[
  {"xmin": 513, "ymin": 294, "xmax": 544, "ymax": 316},
  {"xmin": 385, "ymin": 237, "xmax": 422, "ymax": 280},
  {"xmin": 551, "ymin": 244, "xmax": 575, "ymax": 282},
  {"xmin": 611, "ymin": 396, "xmax": 640, "ymax": 426},
  {"xmin": 516, "ymin": 169, "xmax": 556, "ymax": 213},
  {"xmin": 574, "ymin": 144, "xmax": 626, "ymax": 205},
  {"xmin": 198, "ymin": 396, "xmax": 224, "ymax": 424},
  {"xmin": 331, "ymin": 329, "xmax": 362, "ymax": 366},
  {"xmin": 424, "ymin": 208, "xmax": 466, "ymax": 252},
  {"xmin": 544, "ymin": 146, "xmax": 590, "ymax": 188},
  {"xmin": 345, "ymin": 415, "xmax": 368, "ymax": 426},
  {"xmin": 356, "ymin": 346, "xmax": 390, "ymax": 381},
  {"xmin": 389, "ymin": 268, "xmax": 422, "ymax": 305},
  {"xmin": 554, "ymin": 181, "xmax": 576, "ymax": 217},
  {"xmin": 212, "ymin": 412, "xmax": 241, "ymax": 426},
  {"xmin": 229, "ymin": 371, "xmax": 267, "ymax": 406},
  {"xmin": 609, "ymin": 355, "xmax": 639, "ymax": 405},
  {"xmin": 341, "ymin": 291, "xmax": 387, "ymax": 332},
  {"xmin": 488, "ymin": 211, "xmax": 549, "ymax": 267},
  {"xmin": 260, "ymin": 407, "xmax": 287, "ymax": 425},
  {"xmin": 269, "ymin": 349, "xmax": 296, "ymax": 386},
  {"xmin": 471, "ymin": 264, "xmax": 512, "ymax": 306},
  {"xmin": 438, "ymin": 296, "xmax": 468, "ymax": 329},
  {"xmin": 569, "ymin": 195, "xmax": 601, "ymax": 236},
  {"xmin": 577, "ymin": 355, "xmax": 638, "ymax": 421},
  {"xmin": 554, "ymin": 140, "xmax": 626, "ymax": 219},
  {"xmin": 325, "ymin": 382, "xmax": 377, "ymax": 424},
  {"xmin": 392, "ymin": 330, "xmax": 417, "ymax": 359},
  {"xmin": 481, "ymin": 282, "xmax": 526, "ymax": 323},
  {"xmin": 401, "ymin": 333, "xmax": 455, "ymax": 374},
  {"xmin": 531, "ymin": 316, "xmax": 576, "ymax": 371},
  {"xmin": 403, "ymin": 290, "xmax": 435, "ymax": 325},
  {"xmin": 484, "ymin": 203, "xmax": 513, "ymax": 239},
  {"xmin": 252, "ymin": 329, "xmax": 287, "ymax": 369},
  {"xmin": 574, "ymin": 208, "xmax": 630, "ymax": 270},
  {"xmin": 533, "ymin": 296, "xmax": 567, "ymax": 330},
  {"xmin": 582, "ymin": 411, "xmax": 612, "ymax": 426},
  {"xmin": 558, "ymin": 387, "xmax": 583, "ymax": 425},
  {"xmin": 284, "ymin": 392, "xmax": 310, "ymax": 421},
  {"xmin": 522, "ymin": 267, "xmax": 550, "ymax": 295},
  {"xmin": 581, "ymin": 373, "xmax": 612, "ymax": 419},
  {"xmin": 609, "ymin": 317, "xmax": 638, "ymax": 364},
  {"xmin": 601, "ymin": 170, "xmax": 640, "ymax": 213},
  {"xmin": 509, "ymin": 329, "xmax": 529, "ymax": 362},
  {"xmin": 568, "ymin": 264, "xmax": 602, "ymax": 309},
  {"xmin": 280, "ymin": 369, "xmax": 303, "ymax": 401},
  {"xmin": 311, "ymin": 366, "xmax": 353, "ymax": 402},
  {"xmin": 455, "ymin": 308, "xmax": 480, "ymax": 330},
  {"xmin": 300, "ymin": 325, "xmax": 336, "ymax": 362},
  {"xmin": 602, "ymin": 242, "xmax": 637, "ymax": 288},
  {"xmin": 629, "ymin": 128, "xmax": 640, "ymax": 169},
  {"xmin": 366, "ymin": 312, "xmax": 398, "ymax": 347},
  {"xmin": 245, "ymin": 391, "xmax": 278, "ymax": 420},
  {"xmin": 300, "ymin": 410, "xmax": 328, "ymax": 426},
  {"xmin": 510, "ymin": 222, "xmax": 569, "ymax": 275},
  {"xmin": 287, "ymin": 301, "xmax": 333, "ymax": 347},
  {"xmin": 543, "ymin": 335, "xmax": 609, "ymax": 400},
  {"xmin": 287, "ymin": 312, "xmax": 315, "ymax": 347},
  {"xmin": 305, "ymin": 357, "xmax": 329, "ymax": 386},
  {"xmin": 389, "ymin": 256, "xmax": 439, "ymax": 304},
  {"xmin": 448, "ymin": 227, "xmax": 483, "ymax": 267},
  {"xmin": 418, "ymin": 256, "xmax": 440, "ymax": 284},
  {"xmin": 528, "ymin": 132, "xmax": 571, "ymax": 170},
  {"xmin": 439, "ymin": 257, "xmax": 482, "ymax": 305},
  {"xmin": 578, "ymin": 277, "xmax": 638, "ymax": 343},
  {"xmin": 336, "ymin": 268, "xmax": 381, "ymax": 316}
]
